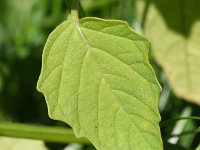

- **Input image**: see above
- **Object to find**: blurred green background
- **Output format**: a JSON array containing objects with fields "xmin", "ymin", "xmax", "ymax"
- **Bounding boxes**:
[{"xmin": 0, "ymin": 0, "xmax": 199, "ymax": 149}]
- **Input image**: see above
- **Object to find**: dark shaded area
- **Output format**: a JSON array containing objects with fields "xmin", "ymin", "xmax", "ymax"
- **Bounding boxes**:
[
  {"xmin": 0, "ymin": 0, "xmax": 69, "ymax": 123},
  {"xmin": 143, "ymin": 0, "xmax": 200, "ymax": 36},
  {"xmin": 0, "ymin": 0, "xmax": 71, "ymax": 149},
  {"xmin": 164, "ymin": 142, "xmax": 189, "ymax": 150}
]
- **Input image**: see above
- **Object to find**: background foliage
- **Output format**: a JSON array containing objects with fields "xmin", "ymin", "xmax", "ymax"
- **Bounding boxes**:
[{"xmin": 0, "ymin": 0, "xmax": 199, "ymax": 149}]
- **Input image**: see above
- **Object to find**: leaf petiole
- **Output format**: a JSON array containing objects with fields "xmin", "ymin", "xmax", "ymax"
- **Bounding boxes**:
[{"xmin": 71, "ymin": 0, "xmax": 79, "ymax": 20}]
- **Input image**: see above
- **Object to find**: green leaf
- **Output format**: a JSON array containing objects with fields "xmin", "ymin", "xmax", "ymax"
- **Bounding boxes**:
[
  {"xmin": 136, "ymin": 0, "xmax": 200, "ymax": 104},
  {"xmin": 37, "ymin": 16, "xmax": 162, "ymax": 149}
]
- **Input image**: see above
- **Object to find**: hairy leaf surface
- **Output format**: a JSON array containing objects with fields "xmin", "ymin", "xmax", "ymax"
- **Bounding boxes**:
[
  {"xmin": 136, "ymin": 0, "xmax": 200, "ymax": 104},
  {"xmin": 37, "ymin": 17, "xmax": 162, "ymax": 149}
]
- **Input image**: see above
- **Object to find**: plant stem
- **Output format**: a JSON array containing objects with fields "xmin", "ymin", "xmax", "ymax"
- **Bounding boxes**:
[
  {"xmin": 71, "ymin": 0, "xmax": 79, "ymax": 19},
  {"xmin": 0, "ymin": 122, "xmax": 90, "ymax": 144}
]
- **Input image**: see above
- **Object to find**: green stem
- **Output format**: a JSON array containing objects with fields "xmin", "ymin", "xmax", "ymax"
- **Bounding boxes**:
[
  {"xmin": 71, "ymin": 0, "xmax": 79, "ymax": 19},
  {"xmin": 0, "ymin": 122, "xmax": 90, "ymax": 144},
  {"xmin": 160, "ymin": 116, "xmax": 200, "ymax": 128}
]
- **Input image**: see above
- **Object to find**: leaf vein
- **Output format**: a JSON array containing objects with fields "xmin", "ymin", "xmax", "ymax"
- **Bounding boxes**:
[{"xmin": 91, "ymin": 46, "xmax": 156, "ymax": 85}]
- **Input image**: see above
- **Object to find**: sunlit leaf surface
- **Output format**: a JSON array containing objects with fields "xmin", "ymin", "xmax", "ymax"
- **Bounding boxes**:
[{"xmin": 37, "ymin": 16, "xmax": 162, "ymax": 149}]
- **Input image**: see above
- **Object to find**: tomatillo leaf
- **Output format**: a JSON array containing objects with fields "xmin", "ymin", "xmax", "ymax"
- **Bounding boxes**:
[{"xmin": 37, "ymin": 16, "xmax": 163, "ymax": 149}]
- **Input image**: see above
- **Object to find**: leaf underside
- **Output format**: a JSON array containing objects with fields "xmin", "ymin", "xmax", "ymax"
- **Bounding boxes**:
[
  {"xmin": 137, "ymin": 0, "xmax": 200, "ymax": 104},
  {"xmin": 37, "ymin": 17, "xmax": 162, "ymax": 149}
]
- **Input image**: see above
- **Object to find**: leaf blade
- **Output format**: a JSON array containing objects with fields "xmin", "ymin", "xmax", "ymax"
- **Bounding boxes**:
[{"xmin": 37, "ymin": 17, "xmax": 163, "ymax": 149}]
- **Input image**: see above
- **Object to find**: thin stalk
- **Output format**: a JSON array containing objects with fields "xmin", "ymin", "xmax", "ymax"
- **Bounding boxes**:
[
  {"xmin": 71, "ymin": 0, "xmax": 79, "ymax": 19},
  {"xmin": 160, "ymin": 116, "xmax": 200, "ymax": 128},
  {"xmin": 0, "ymin": 122, "xmax": 90, "ymax": 144}
]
